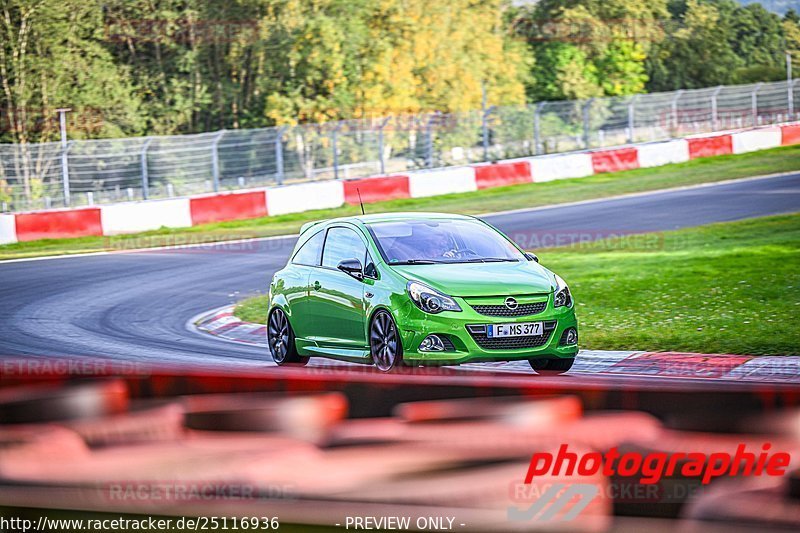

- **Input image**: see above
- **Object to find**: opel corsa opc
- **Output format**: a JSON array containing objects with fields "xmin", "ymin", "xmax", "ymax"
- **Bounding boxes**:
[{"xmin": 266, "ymin": 213, "xmax": 578, "ymax": 374}]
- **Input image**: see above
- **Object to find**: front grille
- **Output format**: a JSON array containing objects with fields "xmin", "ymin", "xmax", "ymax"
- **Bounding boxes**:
[
  {"xmin": 466, "ymin": 321, "xmax": 557, "ymax": 350},
  {"xmin": 470, "ymin": 301, "xmax": 547, "ymax": 317}
]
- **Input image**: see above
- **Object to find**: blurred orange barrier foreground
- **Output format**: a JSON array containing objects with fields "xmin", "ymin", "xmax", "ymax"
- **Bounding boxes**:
[{"xmin": 0, "ymin": 376, "xmax": 797, "ymax": 530}]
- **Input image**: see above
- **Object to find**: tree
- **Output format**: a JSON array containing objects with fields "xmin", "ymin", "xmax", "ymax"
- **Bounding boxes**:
[
  {"xmin": 530, "ymin": 42, "xmax": 602, "ymax": 100},
  {"xmin": 596, "ymin": 39, "xmax": 648, "ymax": 96},
  {"xmin": 729, "ymin": 1, "xmax": 785, "ymax": 81},
  {"xmin": 784, "ymin": 10, "xmax": 800, "ymax": 76},
  {"xmin": 101, "ymin": 0, "xmax": 530, "ymax": 129},
  {"xmin": 511, "ymin": 0, "xmax": 667, "ymax": 100},
  {"xmin": 261, "ymin": 0, "xmax": 530, "ymax": 123},
  {"xmin": 646, "ymin": 0, "xmax": 789, "ymax": 91},
  {"xmin": 0, "ymin": 0, "xmax": 141, "ymax": 204},
  {"xmin": 1, "ymin": 0, "xmax": 142, "ymax": 143},
  {"xmin": 646, "ymin": 0, "xmax": 744, "ymax": 90}
]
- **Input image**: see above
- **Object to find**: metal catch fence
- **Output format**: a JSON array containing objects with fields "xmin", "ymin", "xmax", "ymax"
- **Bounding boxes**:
[{"xmin": 0, "ymin": 79, "xmax": 796, "ymax": 212}]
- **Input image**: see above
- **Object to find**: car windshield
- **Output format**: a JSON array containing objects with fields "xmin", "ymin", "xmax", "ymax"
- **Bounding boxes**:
[{"xmin": 367, "ymin": 219, "xmax": 525, "ymax": 264}]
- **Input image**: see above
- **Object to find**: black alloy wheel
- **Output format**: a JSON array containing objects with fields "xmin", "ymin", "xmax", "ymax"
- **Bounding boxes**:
[
  {"xmin": 267, "ymin": 308, "xmax": 307, "ymax": 365},
  {"xmin": 370, "ymin": 310, "xmax": 403, "ymax": 372}
]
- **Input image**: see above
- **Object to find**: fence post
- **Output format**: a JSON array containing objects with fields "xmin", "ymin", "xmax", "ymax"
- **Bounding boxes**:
[
  {"xmin": 788, "ymin": 53, "xmax": 794, "ymax": 120},
  {"xmin": 60, "ymin": 142, "xmax": 72, "ymax": 207},
  {"xmin": 332, "ymin": 123, "xmax": 341, "ymax": 180},
  {"xmin": 534, "ymin": 102, "xmax": 547, "ymax": 155},
  {"xmin": 378, "ymin": 117, "xmax": 390, "ymax": 175},
  {"xmin": 274, "ymin": 127, "xmax": 286, "ymax": 185},
  {"xmin": 481, "ymin": 110, "xmax": 489, "ymax": 161},
  {"xmin": 425, "ymin": 114, "xmax": 435, "ymax": 169},
  {"xmin": 751, "ymin": 83, "xmax": 763, "ymax": 126},
  {"xmin": 671, "ymin": 90, "xmax": 684, "ymax": 135},
  {"xmin": 627, "ymin": 95, "xmax": 638, "ymax": 144},
  {"xmin": 582, "ymin": 99, "xmax": 594, "ymax": 149},
  {"xmin": 211, "ymin": 130, "xmax": 226, "ymax": 192},
  {"xmin": 56, "ymin": 108, "xmax": 72, "ymax": 206},
  {"xmin": 140, "ymin": 137, "xmax": 153, "ymax": 200},
  {"xmin": 481, "ymin": 84, "xmax": 489, "ymax": 161},
  {"xmin": 711, "ymin": 85, "xmax": 723, "ymax": 131}
]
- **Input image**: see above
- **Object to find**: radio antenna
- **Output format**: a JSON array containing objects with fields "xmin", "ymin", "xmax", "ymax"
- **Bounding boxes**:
[{"xmin": 357, "ymin": 187, "xmax": 365, "ymax": 215}]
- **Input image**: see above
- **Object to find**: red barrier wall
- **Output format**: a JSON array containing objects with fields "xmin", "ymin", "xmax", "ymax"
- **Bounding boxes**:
[
  {"xmin": 781, "ymin": 124, "xmax": 800, "ymax": 146},
  {"xmin": 474, "ymin": 161, "xmax": 532, "ymax": 189},
  {"xmin": 15, "ymin": 208, "xmax": 103, "ymax": 242},
  {"xmin": 343, "ymin": 175, "xmax": 410, "ymax": 204},
  {"xmin": 591, "ymin": 147, "xmax": 640, "ymax": 174},
  {"xmin": 189, "ymin": 191, "xmax": 267, "ymax": 225},
  {"xmin": 687, "ymin": 135, "xmax": 733, "ymax": 159}
]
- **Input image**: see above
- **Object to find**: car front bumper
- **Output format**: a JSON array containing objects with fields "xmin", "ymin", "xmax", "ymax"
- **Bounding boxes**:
[{"xmin": 393, "ymin": 294, "xmax": 578, "ymax": 365}]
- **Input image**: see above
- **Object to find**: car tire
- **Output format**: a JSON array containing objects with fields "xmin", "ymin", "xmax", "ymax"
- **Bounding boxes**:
[
  {"xmin": 267, "ymin": 308, "xmax": 308, "ymax": 366},
  {"xmin": 529, "ymin": 357, "xmax": 574, "ymax": 375},
  {"xmin": 370, "ymin": 310, "xmax": 404, "ymax": 372}
]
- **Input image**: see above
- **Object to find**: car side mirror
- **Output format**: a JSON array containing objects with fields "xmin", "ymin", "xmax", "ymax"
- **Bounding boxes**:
[
  {"xmin": 524, "ymin": 252, "xmax": 539, "ymax": 263},
  {"xmin": 337, "ymin": 258, "xmax": 364, "ymax": 280}
]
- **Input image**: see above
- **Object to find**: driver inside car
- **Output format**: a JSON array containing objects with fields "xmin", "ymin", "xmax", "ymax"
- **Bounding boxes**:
[{"xmin": 417, "ymin": 228, "xmax": 458, "ymax": 259}]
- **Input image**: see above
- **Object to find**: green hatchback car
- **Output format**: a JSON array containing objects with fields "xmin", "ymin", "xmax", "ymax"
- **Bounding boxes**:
[{"xmin": 267, "ymin": 212, "xmax": 578, "ymax": 374}]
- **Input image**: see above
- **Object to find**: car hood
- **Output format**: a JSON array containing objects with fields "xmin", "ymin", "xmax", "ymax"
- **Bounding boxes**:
[{"xmin": 389, "ymin": 261, "xmax": 555, "ymax": 297}]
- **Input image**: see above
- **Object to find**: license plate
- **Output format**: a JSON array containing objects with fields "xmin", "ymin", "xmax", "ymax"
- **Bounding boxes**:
[{"xmin": 487, "ymin": 322, "xmax": 543, "ymax": 338}]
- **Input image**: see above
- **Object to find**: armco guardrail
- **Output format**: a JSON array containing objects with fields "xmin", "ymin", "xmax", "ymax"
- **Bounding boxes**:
[{"xmin": 0, "ymin": 122, "xmax": 798, "ymax": 245}]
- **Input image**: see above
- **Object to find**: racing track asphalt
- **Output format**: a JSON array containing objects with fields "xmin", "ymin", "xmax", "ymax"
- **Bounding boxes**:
[{"xmin": 0, "ymin": 172, "xmax": 798, "ymax": 382}]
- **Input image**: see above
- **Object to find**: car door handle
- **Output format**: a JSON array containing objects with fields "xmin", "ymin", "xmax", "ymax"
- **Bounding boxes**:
[{"xmin": 313, "ymin": 280, "xmax": 321, "ymax": 291}]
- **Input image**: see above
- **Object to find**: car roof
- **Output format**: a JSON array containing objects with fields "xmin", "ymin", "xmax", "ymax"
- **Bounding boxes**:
[{"xmin": 299, "ymin": 212, "xmax": 475, "ymax": 234}]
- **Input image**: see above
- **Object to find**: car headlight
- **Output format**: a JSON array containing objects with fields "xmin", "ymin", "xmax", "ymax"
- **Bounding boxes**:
[
  {"xmin": 407, "ymin": 281, "xmax": 462, "ymax": 314},
  {"xmin": 553, "ymin": 274, "xmax": 573, "ymax": 308}
]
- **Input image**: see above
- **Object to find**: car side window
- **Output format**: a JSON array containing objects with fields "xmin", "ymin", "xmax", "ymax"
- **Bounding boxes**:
[
  {"xmin": 322, "ymin": 227, "xmax": 367, "ymax": 269},
  {"xmin": 291, "ymin": 230, "xmax": 325, "ymax": 266}
]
